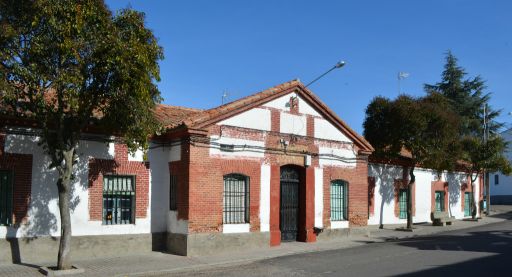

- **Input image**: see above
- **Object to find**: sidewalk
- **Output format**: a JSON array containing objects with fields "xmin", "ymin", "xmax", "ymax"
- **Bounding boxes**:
[{"xmin": 1, "ymin": 207, "xmax": 510, "ymax": 277}]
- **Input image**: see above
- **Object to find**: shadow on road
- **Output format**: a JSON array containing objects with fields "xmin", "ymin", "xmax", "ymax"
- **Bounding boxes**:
[{"xmin": 394, "ymin": 221, "xmax": 512, "ymax": 276}]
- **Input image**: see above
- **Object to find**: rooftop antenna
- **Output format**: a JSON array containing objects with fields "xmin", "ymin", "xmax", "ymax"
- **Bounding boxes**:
[
  {"xmin": 221, "ymin": 90, "xmax": 229, "ymax": 105},
  {"xmin": 398, "ymin": 72, "xmax": 409, "ymax": 94}
]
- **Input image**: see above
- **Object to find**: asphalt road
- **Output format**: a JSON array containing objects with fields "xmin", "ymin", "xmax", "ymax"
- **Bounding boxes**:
[{"xmin": 166, "ymin": 215, "xmax": 512, "ymax": 277}]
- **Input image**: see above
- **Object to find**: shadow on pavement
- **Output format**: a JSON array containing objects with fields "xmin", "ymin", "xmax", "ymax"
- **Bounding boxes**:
[{"xmin": 394, "ymin": 225, "xmax": 512, "ymax": 276}]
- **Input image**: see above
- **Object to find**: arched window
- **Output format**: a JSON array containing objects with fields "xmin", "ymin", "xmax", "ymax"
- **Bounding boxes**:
[
  {"xmin": 223, "ymin": 174, "xmax": 250, "ymax": 224},
  {"xmin": 330, "ymin": 180, "xmax": 348, "ymax": 221}
]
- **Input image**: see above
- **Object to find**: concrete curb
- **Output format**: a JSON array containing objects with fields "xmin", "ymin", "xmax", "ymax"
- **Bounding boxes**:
[{"xmin": 124, "ymin": 214, "xmax": 510, "ymax": 276}]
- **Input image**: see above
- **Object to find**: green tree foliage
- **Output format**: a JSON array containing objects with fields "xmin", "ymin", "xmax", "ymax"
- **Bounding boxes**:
[
  {"xmin": 364, "ymin": 93, "xmax": 460, "ymax": 229},
  {"xmin": 0, "ymin": 0, "xmax": 163, "ymax": 269},
  {"xmin": 425, "ymin": 51, "xmax": 502, "ymax": 136},
  {"xmin": 425, "ymin": 52, "xmax": 511, "ymax": 217}
]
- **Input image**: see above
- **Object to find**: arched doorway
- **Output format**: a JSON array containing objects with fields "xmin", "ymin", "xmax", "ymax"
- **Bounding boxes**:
[{"xmin": 280, "ymin": 166, "xmax": 300, "ymax": 241}]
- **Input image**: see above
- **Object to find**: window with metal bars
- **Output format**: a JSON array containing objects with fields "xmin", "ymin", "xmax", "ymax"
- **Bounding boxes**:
[
  {"xmin": 435, "ymin": 191, "xmax": 445, "ymax": 212},
  {"xmin": 103, "ymin": 175, "xmax": 135, "ymax": 225},
  {"xmin": 170, "ymin": 175, "xmax": 177, "ymax": 211},
  {"xmin": 330, "ymin": 180, "xmax": 348, "ymax": 221},
  {"xmin": 0, "ymin": 171, "xmax": 13, "ymax": 226},
  {"xmin": 399, "ymin": 189, "xmax": 407, "ymax": 219},
  {"xmin": 464, "ymin": 192, "xmax": 472, "ymax": 217},
  {"xmin": 223, "ymin": 174, "xmax": 249, "ymax": 224}
]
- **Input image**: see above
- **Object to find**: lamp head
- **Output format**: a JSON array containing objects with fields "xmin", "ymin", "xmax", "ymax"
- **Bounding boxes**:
[{"xmin": 335, "ymin": 61, "xmax": 346, "ymax": 68}]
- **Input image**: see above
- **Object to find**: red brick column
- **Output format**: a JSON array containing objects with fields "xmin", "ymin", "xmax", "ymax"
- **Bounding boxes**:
[
  {"xmin": 269, "ymin": 164, "xmax": 281, "ymax": 246},
  {"xmin": 303, "ymin": 166, "xmax": 316, "ymax": 242}
]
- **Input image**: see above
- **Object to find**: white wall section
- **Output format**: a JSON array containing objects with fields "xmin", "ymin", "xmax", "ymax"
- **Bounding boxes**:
[
  {"xmin": 210, "ymin": 136, "xmax": 265, "ymax": 158},
  {"xmin": 314, "ymin": 118, "xmax": 351, "ymax": 142},
  {"xmin": 318, "ymin": 146, "xmax": 356, "ymax": 168},
  {"xmin": 280, "ymin": 113, "xmax": 307, "ymax": 136},
  {"xmin": 259, "ymin": 164, "xmax": 271, "ymax": 232},
  {"xmin": 218, "ymin": 108, "xmax": 271, "ymax": 131}
]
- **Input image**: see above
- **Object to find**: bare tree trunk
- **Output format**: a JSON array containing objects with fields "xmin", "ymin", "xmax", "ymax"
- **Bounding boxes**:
[
  {"xmin": 407, "ymin": 166, "xmax": 415, "ymax": 230},
  {"xmin": 470, "ymin": 174, "xmax": 478, "ymax": 219},
  {"xmin": 57, "ymin": 149, "xmax": 74, "ymax": 270}
]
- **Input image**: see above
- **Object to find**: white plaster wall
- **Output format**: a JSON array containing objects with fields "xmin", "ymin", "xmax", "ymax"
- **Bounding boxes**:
[
  {"xmin": 314, "ymin": 167, "xmax": 323, "ymax": 228},
  {"xmin": 369, "ymin": 163, "xmax": 476, "ymax": 225},
  {"xmin": 209, "ymin": 136, "xmax": 265, "ymax": 158},
  {"xmin": 318, "ymin": 146, "xmax": 356, "ymax": 168},
  {"xmin": 314, "ymin": 118, "xmax": 351, "ymax": 142},
  {"xmin": 262, "ymin": 92, "xmax": 320, "ymax": 116},
  {"xmin": 280, "ymin": 113, "xmax": 307, "ymax": 136},
  {"xmin": 413, "ymin": 170, "xmax": 432, "ymax": 223},
  {"xmin": 330, "ymin": 220, "xmax": 349, "ymax": 229},
  {"xmin": 128, "ymin": 149, "xmax": 145, "ymax": 162},
  {"xmin": 367, "ymin": 164, "xmax": 404, "ymax": 225},
  {"xmin": 491, "ymin": 130, "xmax": 512, "ymax": 195},
  {"xmin": 1, "ymin": 133, "xmax": 154, "ymax": 238},
  {"xmin": 218, "ymin": 108, "xmax": 271, "ymax": 131},
  {"xmin": 167, "ymin": 211, "xmax": 188, "ymax": 234},
  {"xmin": 259, "ymin": 164, "xmax": 270, "ymax": 232},
  {"xmin": 223, "ymin": 223, "xmax": 250, "ymax": 234},
  {"xmin": 147, "ymin": 142, "xmax": 182, "ymax": 233},
  {"xmin": 474, "ymin": 176, "xmax": 481, "ymax": 217},
  {"xmin": 446, "ymin": 172, "xmax": 466, "ymax": 219}
]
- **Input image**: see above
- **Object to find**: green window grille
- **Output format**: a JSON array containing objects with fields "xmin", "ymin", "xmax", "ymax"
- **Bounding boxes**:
[
  {"xmin": 169, "ymin": 175, "xmax": 177, "ymax": 211},
  {"xmin": 464, "ymin": 192, "xmax": 472, "ymax": 217},
  {"xmin": 435, "ymin": 191, "xmax": 445, "ymax": 212},
  {"xmin": 0, "ymin": 171, "xmax": 13, "ymax": 226},
  {"xmin": 331, "ymin": 180, "xmax": 348, "ymax": 221},
  {"xmin": 223, "ymin": 174, "xmax": 249, "ymax": 224},
  {"xmin": 103, "ymin": 175, "xmax": 135, "ymax": 225},
  {"xmin": 399, "ymin": 189, "xmax": 407, "ymax": 219}
]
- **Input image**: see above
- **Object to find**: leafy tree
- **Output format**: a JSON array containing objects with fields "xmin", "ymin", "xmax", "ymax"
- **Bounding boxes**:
[
  {"xmin": 0, "ymin": 0, "xmax": 163, "ymax": 269},
  {"xmin": 425, "ymin": 52, "xmax": 511, "ymax": 216},
  {"xmin": 461, "ymin": 136, "xmax": 511, "ymax": 218},
  {"xmin": 364, "ymin": 93, "xmax": 460, "ymax": 229}
]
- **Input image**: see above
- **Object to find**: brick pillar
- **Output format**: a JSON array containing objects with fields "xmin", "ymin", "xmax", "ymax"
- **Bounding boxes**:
[
  {"xmin": 304, "ymin": 166, "xmax": 316, "ymax": 242},
  {"xmin": 269, "ymin": 165, "xmax": 281, "ymax": 246}
]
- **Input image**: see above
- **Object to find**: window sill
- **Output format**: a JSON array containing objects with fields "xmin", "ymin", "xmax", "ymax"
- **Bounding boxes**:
[
  {"xmin": 330, "ymin": 220, "xmax": 349, "ymax": 229},
  {"xmin": 223, "ymin": 223, "xmax": 250, "ymax": 233}
]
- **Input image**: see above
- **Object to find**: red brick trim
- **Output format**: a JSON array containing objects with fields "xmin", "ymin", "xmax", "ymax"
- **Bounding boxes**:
[
  {"xmin": 0, "ymin": 134, "xmax": 33, "ymax": 225},
  {"xmin": 431, "ymin": 181, "xmax": 449, "ymax": 213},
  {"xmin": 270, "ymin": 109, "xmax": 280, "ymax": 133},
  {"xmin": 88, "ymin": 144, "xmax": 150, "ymax": 221},
  {"xmin": 323, "ymin": 160, "xmax": 369, "ymax": 228}
]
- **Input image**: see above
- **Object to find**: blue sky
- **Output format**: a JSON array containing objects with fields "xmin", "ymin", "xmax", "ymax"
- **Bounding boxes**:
[{"xmin": 106, "ymin": 0, "xmax": 511, "ymax": 134}]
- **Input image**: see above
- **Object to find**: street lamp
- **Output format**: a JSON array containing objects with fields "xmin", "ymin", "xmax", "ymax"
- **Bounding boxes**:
[{"xmin": 305, "ymin": 60, "xmax": 346, "ymax": 88}]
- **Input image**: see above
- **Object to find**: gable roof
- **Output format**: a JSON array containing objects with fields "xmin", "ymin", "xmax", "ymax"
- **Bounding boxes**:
[{"xmin": 156, "ymin": 80, "xmax": 374, "ymax": 153}]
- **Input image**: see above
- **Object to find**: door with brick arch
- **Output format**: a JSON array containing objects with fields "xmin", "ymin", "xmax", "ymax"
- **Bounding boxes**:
[{"xmin": 280, "ymin": 166, "xmax": 300, "ymax": 242}]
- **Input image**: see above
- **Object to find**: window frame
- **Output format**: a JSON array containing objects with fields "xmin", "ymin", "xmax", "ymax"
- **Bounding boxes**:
[
  {"xmin": 223, "ymin": 174, "xmax": 250, "ymax": 224},
  {"xmin": 0, "ymin": 170, "xmax": 13, "ymax": 226},
  {"xmin": 464, "ymin": 192, "xmax": 472, "ymax": 217},
  {"xmin": 102, "ymin": 175, "xmax": 136, "ymax": 225},
  {"xmin": 330, "ymin": 180, "xmax": 348, "ymax": 221},
  {"xmin": 398, "ymin": 189, "xmax": 408, "ymax": 219},
  {"xmin": 435, "ymin": 190, "xmax": 445, "ymax": 212}
]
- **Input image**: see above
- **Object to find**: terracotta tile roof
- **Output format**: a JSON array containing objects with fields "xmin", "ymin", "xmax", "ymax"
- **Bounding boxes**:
[
  {"xmin": 183, "ymin": 80, "xmax": 301, "ymax": 128},
  {"xmin": 154, "ymin": 80, "xmax": 374, "ymax": 153},
  {"xmin": 153, "ymin": 104, "xmax": 203, "ymax": 129}
]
